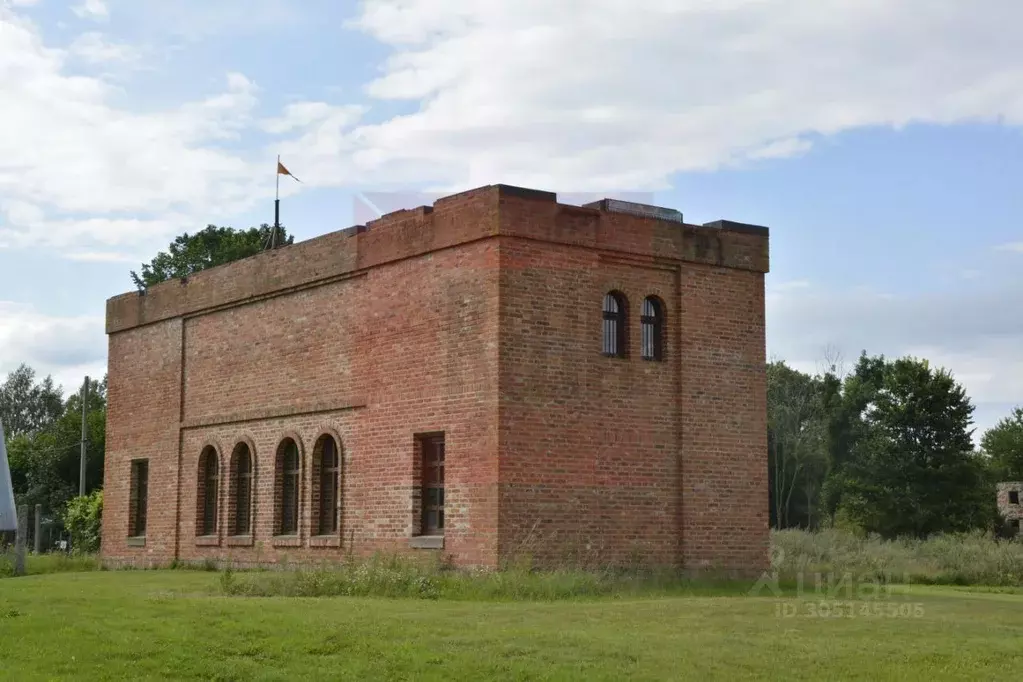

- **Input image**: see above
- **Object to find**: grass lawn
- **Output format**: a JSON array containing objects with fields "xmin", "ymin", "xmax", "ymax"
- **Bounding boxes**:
[{"xmin": 1, "ymin": 571, "xmax": 1021, "ymax": 681}]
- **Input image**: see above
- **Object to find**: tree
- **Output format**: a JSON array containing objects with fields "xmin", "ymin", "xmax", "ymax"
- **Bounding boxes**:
[
  {"xmin": 4, "ymin": 373, "xmax": 106, "ymax": 520},
  {"xmin": 0, "ymin": 364, "xmax": 64, "ymax": 438},
  {"xmin": 130, "ymin": 224, "xmax": 294, "ymax": 289},
  {"xmin": 827, "ymin": 355, "xmax": 992, "ymax": 538},
  {"xmin": 767, "ymin": 361, "xmax": 829, "ymax": 529},
  {"xmin": 982, "ymin": 407, "xmax": 1023, "ymax": 481}
]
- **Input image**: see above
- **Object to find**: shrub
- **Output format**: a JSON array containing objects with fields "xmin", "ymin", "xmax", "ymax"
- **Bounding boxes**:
[{"xmin": 63, "ymin": 490, "xmax": 103, "ymax": 554}]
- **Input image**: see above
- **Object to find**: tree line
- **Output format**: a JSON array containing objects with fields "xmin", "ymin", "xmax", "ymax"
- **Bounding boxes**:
[{"xmin": 769, "ymin": 353, "xmax": 1023, "ymax": 537}]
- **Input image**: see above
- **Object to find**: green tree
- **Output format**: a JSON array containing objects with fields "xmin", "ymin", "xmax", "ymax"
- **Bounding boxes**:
[
  {"xmin": 767, "ymin": 361, "xmax": 829, "ymax": 529},
  {"xmin": 982, "ymin": 407, "xmax": 1023, "ymax": 481},
  {"xmin": 130, "ymin": 224, "xmax": 294, "ymax": 289},
  {"xmin": 0, "ymin": 364, "xmax": 64, "ymax": 438},
  {"xmin": 819, "ymin": 352, "xmax": 886, "ymax": 520},
  {"xmin": 827, "ymin": 355, "xmax": 992, "ymax": 538},
  {"xmin": 5, "ymin": 375, "xmax": 106, "ymax": 520}
]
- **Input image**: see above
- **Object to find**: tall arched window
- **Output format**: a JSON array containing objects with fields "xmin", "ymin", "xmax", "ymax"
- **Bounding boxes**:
[
  {"xmin": 229, "ymin": 442, "xmax": 254, "ymax": 536},
  {"xmin": 313, "ymin": 435, "xmax": 340, "ymax": 536},
  {"xmin": 641, "ymin": 296, "xmax": 664, "ymax": 361},
  {"xmin": 602, "ymin": 291, "xmax": 627, "ymax": 357},
  {"xmin": 197, "ymin": 446, "xmax": 219, "ymax": 536},
  {"xmin": 275, "ymin": 438, "xmax": 301, "ymax": 536}
]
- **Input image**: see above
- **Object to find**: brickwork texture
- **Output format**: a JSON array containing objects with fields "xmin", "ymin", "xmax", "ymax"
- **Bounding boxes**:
[{"xmin": 102, "ymin": 184, "xmax": 770, "ymax": 574}]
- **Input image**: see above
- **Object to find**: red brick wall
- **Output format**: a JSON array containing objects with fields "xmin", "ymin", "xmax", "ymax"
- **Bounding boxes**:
[
  {"xmin": 104, "ymin": 237, "xmax": 501, "ymax": 567},
  {"xmin": 496, "ymin": 236, "xmax": 681, "ymax": 567},
  {"xmin": 102, "ymin": 184, "xmax": 767, "ymax": 572},
  {"xmin": 102, "ymin": 319, "xmax": 183, "ymax": 566},
  {"xmin": 678, "ymin": 265, "xmax": 768, "ymax": 572},
  {"xmin": 494, "ymin": 197, "xmax": 768, "ymax": 573}
]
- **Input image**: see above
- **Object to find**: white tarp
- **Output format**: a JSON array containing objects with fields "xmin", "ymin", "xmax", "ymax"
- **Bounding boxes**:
[{"xmin": 0, "ymin": 421, "xmax": 16, "ymax": 531}]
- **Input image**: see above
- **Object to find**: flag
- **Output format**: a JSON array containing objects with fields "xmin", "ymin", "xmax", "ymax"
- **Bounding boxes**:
[{"xmin": 277, "ymin": 160, "xmax": 301, "ymax": 183}]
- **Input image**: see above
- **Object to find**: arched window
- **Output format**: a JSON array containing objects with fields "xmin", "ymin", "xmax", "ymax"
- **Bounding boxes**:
[
  {"xmin": 641, "ymin": 296, "xmax": 664, "ymax": 361},
  {"xmin": 197, "ymin": 446, "xmax": 219, "ymax": 536},
  {"xmin": 229, "ymin": 442, "xmax": 254, "ymax": 536},
  {"xmin": 313, "ymin": 435, "xmax": 341, "ymax": 536},
  {"xmin": 602, "ymin": 291, "xmax": 627, "ymax": 357},
  {"xmin": 275, "ymin": 438, "xmax": 301, "ymax": 536}
]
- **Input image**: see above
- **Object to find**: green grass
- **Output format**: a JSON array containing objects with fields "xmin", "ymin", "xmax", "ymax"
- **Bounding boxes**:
[{"xmin": 2, "ymin": 571, "xmax": 1022, "ymax": 680}]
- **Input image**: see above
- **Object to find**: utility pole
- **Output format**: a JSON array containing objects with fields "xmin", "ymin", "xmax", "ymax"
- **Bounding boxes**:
[
  {"xmin": 33, "ymin": 504, "xmax": 41, "ymax": 554},
  {"xmin": 14, "ymin": 505, "xmax": 26, "ymax": 576},
  {"xmin": 79, "ymin": 376, "xmax": 89, "ymax": 497}
]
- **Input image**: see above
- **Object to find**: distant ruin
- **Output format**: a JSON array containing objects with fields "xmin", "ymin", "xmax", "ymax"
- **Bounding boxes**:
[{"xmin": 996, "ymin": 482, "xmax": 1022, "ymax": 536}]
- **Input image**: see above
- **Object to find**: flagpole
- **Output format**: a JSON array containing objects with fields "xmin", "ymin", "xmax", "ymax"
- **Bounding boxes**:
[{"xmin": 273, "ymin": 155, "xmax": 281, "ymax": 249}]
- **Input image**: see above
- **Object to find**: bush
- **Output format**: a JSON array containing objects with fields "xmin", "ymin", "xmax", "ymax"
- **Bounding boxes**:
[{"xmin": 63, "ymin": 490, "xmax": 103, "ymax": 554}]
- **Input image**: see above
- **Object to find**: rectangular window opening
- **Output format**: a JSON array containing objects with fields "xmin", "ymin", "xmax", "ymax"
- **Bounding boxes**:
[
  {"xmin": 1010, "ymin": 490, "xmax": 1020, "ymax": 505},
  {"xmin": 417, "ymin": 434, "xmax": 445, "ymax": 537},
  {"xmin": 129, "ymin": 459, "xmax": 149, "ymax": 538}
]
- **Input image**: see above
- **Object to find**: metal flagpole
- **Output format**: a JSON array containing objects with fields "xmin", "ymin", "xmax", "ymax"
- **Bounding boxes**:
[{"xmin": 273, "ymin": 155, "xmax": 281, "ymax": 249}]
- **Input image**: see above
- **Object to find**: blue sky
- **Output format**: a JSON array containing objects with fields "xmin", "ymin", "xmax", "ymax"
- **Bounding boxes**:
[{"xmin": 1, "ymin": 0, "xmax": 1021, "ymax": 441}]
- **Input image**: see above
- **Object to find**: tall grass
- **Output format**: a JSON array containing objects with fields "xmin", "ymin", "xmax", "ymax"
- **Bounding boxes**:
[
  {"xmin": 6, "ymin": 531, "xmax": 1022, "ymax": 593},
  {"xmin": 772, "ymin": 528, "xmax": 1023, "ymax": 587},
  {"xmin": 218, "ymin": 553, "xmax": 751, "ymax": 601},
  {"xmin": 0, "ymin": 552, "xmax": 100, "ymax": 578}
]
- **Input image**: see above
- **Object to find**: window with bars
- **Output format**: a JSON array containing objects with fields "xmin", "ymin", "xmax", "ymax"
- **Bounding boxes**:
[
  {"xmin": 129, "ymin": 459, "xmax": 148, "ymax": 538},
  {"xmin": 231, "ymin": 443, "xmax": 253, "ymax": 536},
  {"xmin": 276, "ymin": 439, "xmax": 301, "ymax": 536},
  {"xmin": 602, "ymin": 291, "xmax": 627, "ymax": 357},
  {"xmin": 197, "ymin": 447, "xmax": 219, "ymax": 536},
  {"xmin": 641, "ymin": 296, "xmax": 664, "ymax": 361},
  {"xmin": 419, "ymin": 435, "xmax": 445, "ymax": 536},
  {"xmin": 315, "ymin": 436, "xmax": 340, "ymax": 536}
]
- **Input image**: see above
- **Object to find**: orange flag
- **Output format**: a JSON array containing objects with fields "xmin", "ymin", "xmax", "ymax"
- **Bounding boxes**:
[{"xmin": 277, "ymin": 160, "xmax": 301, "ymax": 182}]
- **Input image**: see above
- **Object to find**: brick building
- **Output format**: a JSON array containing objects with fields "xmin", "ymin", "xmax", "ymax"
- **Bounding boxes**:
[{"xmin": 101, "ymin": 184, "xmax": 770, "ymax": 573}]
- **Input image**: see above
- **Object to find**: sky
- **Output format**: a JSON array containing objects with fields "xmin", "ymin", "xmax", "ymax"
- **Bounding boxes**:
[{"xmin": 0, "ymin": 0, "xmax": 1021, "ymax": 442}]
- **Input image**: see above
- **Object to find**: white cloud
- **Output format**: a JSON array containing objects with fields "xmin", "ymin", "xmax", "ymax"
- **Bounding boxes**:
[
  {"xmin": 262, "ymin": 102, "xmax": 366, "ymax": 135},
  {"xmin": 72, "ymin": 0, "xmax": 108, "ymax": 21},
  {"xmin": 67, "ymin": 31, "xmax": 139, "ymax": 64},
  {"xmin": 5, "ymin": 1, "xmax": 1023, "ymax": 253},
  {"xmin": 269, "ymin": 0, "xmax": 1023, "ymax": 192},
  {"xmin": 769, "ymin": 279, "xmax": 811, "ymax": 293},
  {"xmin": 63, "ymin": 251, "xmax": 139, "ymax": 263},
  {"xmin": 0, "ymin": 8, "xmax": 264, "ymax": 256},
  {"xmin": 996, "ymin": 242, "xmax": 1023, "ymax": 253},
  {"xmin": 0, "ymin": 302, "xmax": 106, "ymax": 393}
]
